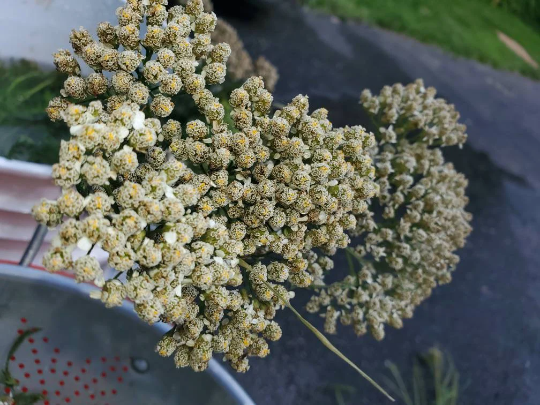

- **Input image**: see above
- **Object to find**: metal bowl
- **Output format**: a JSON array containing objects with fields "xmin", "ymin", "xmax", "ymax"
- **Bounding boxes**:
[{"xmin": 0, "ymin": 264, "xmax": 254, "ymax": 405}]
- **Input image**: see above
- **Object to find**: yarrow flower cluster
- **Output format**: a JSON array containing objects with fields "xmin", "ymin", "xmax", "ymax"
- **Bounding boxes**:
[
  {"xmin": 48, "ymin": 0, "xmax": 230, "ymax": 122},
  {"xmin": 306, "ymin": 80, "xmax": 472, "ymax": 340},
  {"xmin": 33, "ymin": 0, "xmax": 379, "ymax": 374}
]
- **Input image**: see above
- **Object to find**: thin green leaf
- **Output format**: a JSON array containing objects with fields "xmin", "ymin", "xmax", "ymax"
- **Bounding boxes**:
[
  {"xmin": 385, "ymin": 360, "xmax": 413, "ymax": 405},
  {"xmin": 412, "ymin": 360, "xmax": 427, "ymax": 405},
  {"xmin": 17, "ymin": 78, "xmax": 56, "ymax": 104},
  {"xmin": 13, "ymin": 392, "xmax": 46, "ymax": 405},
  {"xmin": 345, "ymin": 249, "xmax": 357, "ymax": 277},
  {"xmin": 335, "ymin": 388, "xmax": 346, "ymax": 405},
  {"xmin": 442, "ymin": 354, "xmax": 456, "ymax": 388},
  {"xmin": 6, "ymin": 71, "xmax": 44, "ymax": 94},
  {"xmin": 381, "ymin": 376, "xmax": 406, "ymax": 403},
  {"xmin": 5, "ymin": 328, "xmax": 41, "ymax": 369},
  {"xmin": 449, "ymin": 373, "xmax": 460, "ymax": 405}
]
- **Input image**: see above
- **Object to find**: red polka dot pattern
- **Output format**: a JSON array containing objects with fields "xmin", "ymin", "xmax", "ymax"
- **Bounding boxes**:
[{"xmin": 4, "ymin": 317, "xmax": 129, "ymax": 404}]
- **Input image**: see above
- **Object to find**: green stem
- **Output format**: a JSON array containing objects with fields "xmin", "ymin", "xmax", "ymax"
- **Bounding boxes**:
[
  {"xmin": 345, "ymin": 248, "xmax": 358, "ymax": 279},
  {"xmin": 238, "ymin": 259, "xmax": 395, "ymax": 402}
]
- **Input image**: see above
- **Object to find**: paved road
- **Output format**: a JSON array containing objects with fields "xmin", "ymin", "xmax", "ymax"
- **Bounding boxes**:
[{"xmin": 213, "ymin": 1, "xmax": 540, "ymax": 404}]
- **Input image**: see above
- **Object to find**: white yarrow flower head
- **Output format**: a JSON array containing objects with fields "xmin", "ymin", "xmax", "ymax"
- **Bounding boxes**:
[{"xmin": 32, "ymin": 0, "xmax": 470, "ymax": 382}]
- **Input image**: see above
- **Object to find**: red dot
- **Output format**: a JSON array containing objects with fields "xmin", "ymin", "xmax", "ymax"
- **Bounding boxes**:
[
  {"xmin": 74, "ymin": 376, "xmax": 80, "ymax": 382},
  {"xmin": 122, "ymin": 366, "xmax": 129, "ymax": 372},
  {"xmin": 55, "ymin": 390, "xmax": 61, "ymax": 396},
  {"xmin": 42, "ymin": 390, "xmax": 48, "ymax": 396},
  {"xmin": 67, "ymin": 361, "xmax": 73, "ymax": 367},
  {"xmin": 54, "ymin": 348, "xmax": 60, "ymax": 354},
  {"xmin": 21, "ymin": 317, "xmax": 27, "ymax": 323},
  {"xmin": 63, "ymin": 371, "xmax": 69, "ymax": 376},
  {"xmin": 59, "ymin": 380, "xmax": 65, "ymax": 386},
  {"xmin": 81, "ymin": 368, "xmax": 86, "ymax": 374},
  {"xmin": 117, "ymin": 376, "xmax": 123, "ymax": 383},
  {"xmin": 35, "ymin": 359, "xmax": 41, "ymax": 365},
  {"xmin": 24, "ymin": 372, "xmax": 30, "ymax": 378},
  {"xmin": 40, "ymin": 379, "xmax": 45, "ymax": 385},
  {"xmin": 83, "ymin": 384, "xmax": 89, "ymax": 390},
  {"xmin": 112, "ymin": 389, "xmax": 117, "ymax": 395},
  {"xmin": 17, "ymin": 329, "xmax": 23, "ymax": 335},
  {"xmin": 85, "ymin": 358, "xmax": 91, "ymax": 364},
  {"xmin": 92, "ymin": 378, "xmax": 98, "ymax": 384},
  {"xmin": 10, "ymin": 356, "xmax": 15, "ymax": 362},
  {"xmin": 101, "ymin": 357, "xmax": 107, "ymax": 363},
  {"xmin": 37, "ymin": 369, "xmax": 43, "ymax": 374},
  {"xmin": 50, "ymin": 368, "xmax": 56, "ymax": 374},
  {"xmin": 32, "ymin": 349, "xmax": 38, "ymax": 354},
  {"xmin": 18, "ymin": 363, "xmax": 25, "ymax": 369},
  {"xmin": 28, "ymin": 338, "xmax": 35, "ymax": 344},
  {"xmin": 43, "ymin": 337, "xmax": 49, "ymax": 343},
  {"xmin": 90, "ymin": 394, "xmax": 95, "ymax": 400},
  {"xmin": 22, "ymin": 387, "xmax": 28, "ymax": 393},
  {"xmin": 65, "ymin": 397, "xmax": 71, "ymax": 403},
  {"xmin": 101, "ymin": 390, "xmax": 106, "ymax": 396},
  {"xmin": 4, "ymin": 387, "xmax": 10, "ymax": 394},
  {"xmin": 101, "ymin": 372, "xmax": 107, "ymax": 378},
  {"xmin": 44, "ymin": 401, "xmax": 50, "ymax": 405},
  {"xmin": 74, "ymin": 390, "xmax": 80, "ymax": 396},
  {"xmin": 52, "ymin": 358, "xmax": 57, "ymax": 364}
]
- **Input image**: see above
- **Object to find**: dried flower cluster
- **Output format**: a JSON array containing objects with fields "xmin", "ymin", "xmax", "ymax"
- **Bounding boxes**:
[
  {"xmin": 33, "ymin": 0, "xmax": 379, "ymax": 373},
  {"xmin": 306, "ymin": 80, "xmax": 472, "ymax": 340}
]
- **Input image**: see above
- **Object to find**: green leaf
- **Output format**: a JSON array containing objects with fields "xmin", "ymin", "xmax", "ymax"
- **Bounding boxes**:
[
  {"xmin": 13, "ymin": 392, "xmax": 46, "ymax": 405},
  {"xmin": 0, "ymin": 369, "xmax": 17, "ymax": 387},
  {"xmin": 345, "ymin": 249, "xmax": 357, "ymax": 277},
  {"xmin": 7, "ymin": 328, "xmax": 41, "ymax": 361},
  {"xmin": 4, "ymin": 328, "xmax": 41, "ymax": 370}
]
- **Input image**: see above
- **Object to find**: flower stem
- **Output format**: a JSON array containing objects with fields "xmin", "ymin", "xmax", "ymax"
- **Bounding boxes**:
[{"xmin": 238, "ymin": 259, "xmax": 395, "ymax": 402}]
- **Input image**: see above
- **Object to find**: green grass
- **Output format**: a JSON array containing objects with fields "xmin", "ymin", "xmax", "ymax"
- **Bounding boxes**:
[
  {"xmin": 0, "ymin": 60, "xmax": 68, "ymax": 164},
  {"xmin": 384, "ymin": 348, "xmax": 463, "ymax": 405},
  {"xmin": 303, "ymin": 0, "xmax": 540, "ymax": 79}
]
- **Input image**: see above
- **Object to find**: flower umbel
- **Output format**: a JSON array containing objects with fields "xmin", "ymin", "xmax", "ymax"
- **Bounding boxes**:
[
  {"xmin": 306, "ymin": 80, "xmax": 472, "ymax": 340},
  {"xmin": 33, "ymin": 0, "xmax": 378, "ymax": 376}
]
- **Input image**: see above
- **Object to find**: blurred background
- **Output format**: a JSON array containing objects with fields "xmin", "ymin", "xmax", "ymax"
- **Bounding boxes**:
[{"xmin": 1, "ymin": 0, "xmax": 540, "ymax": 404}]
